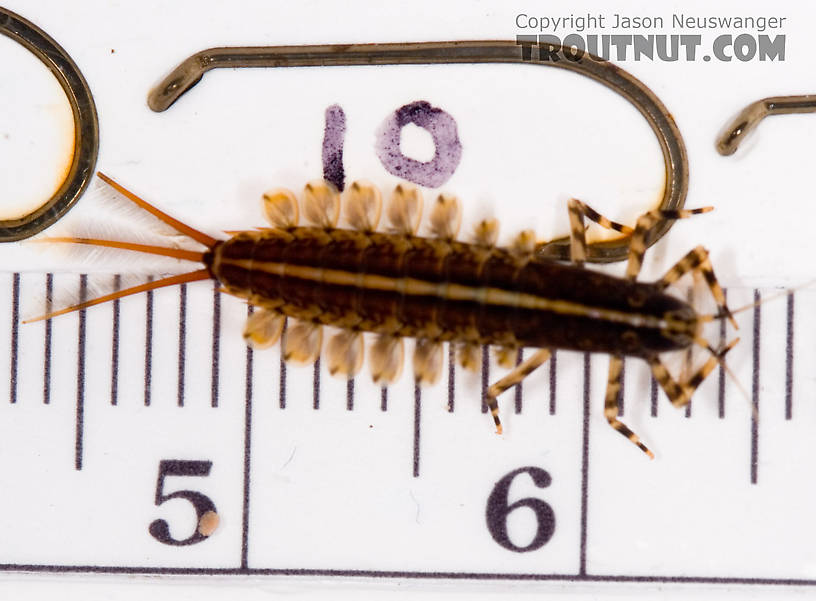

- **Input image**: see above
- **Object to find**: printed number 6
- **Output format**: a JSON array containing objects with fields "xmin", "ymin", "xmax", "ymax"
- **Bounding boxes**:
[
  {"xmin": 485, "ymin": 466, "xmax": 555, "ymax": 552},
  {"xmin": 148, "ymin": 459, "xmax": 218, "ymax": 546}
]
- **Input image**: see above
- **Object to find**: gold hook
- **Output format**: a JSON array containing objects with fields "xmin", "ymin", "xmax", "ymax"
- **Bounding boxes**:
[
  {"xmin": 0, "ymin": 7, "xmax": 98, "ymax": 242},
  {"xmin": 149, "ymin": 40, "xmax": 688, "ymax": 264}
]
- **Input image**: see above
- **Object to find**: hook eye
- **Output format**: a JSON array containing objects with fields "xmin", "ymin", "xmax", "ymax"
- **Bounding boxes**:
[
  {"xmin": 0, "ymin": 8, "xmax": 98, "ymax": 242},
  {"xmin": 717, "ymin": 95, "xmax": 816, "ymax": 156}
]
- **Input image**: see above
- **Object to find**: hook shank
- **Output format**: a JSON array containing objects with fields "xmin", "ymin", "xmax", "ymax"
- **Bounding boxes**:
[{"xmin": 149, "ymin": 40, "xmax": 688, "ymax": 263}]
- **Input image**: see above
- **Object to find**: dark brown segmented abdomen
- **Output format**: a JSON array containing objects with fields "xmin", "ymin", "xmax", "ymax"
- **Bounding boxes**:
[{"xmin": 209, "ymin": 227, "xmax": 691, "ymax": 357}]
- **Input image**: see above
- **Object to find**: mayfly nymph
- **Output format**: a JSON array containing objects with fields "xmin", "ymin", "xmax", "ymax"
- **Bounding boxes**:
[{"xmin": 31, "ymin": 172, "xmax": 739, "ymax": 458}]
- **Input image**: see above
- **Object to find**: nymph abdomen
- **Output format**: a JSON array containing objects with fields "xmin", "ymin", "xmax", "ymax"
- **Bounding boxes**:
[{"xmin": 208, "ymin": 226, "xmax": 694, "ymax": 357}]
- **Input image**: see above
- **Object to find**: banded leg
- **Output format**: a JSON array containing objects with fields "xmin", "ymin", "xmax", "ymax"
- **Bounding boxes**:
[
  {"xmin": 648, "ymin": 337, "xmax": 738, "ymax": 409},
  {"xmin": 485, "ymin": 349, "xmax": 551, "ymax": 434},
  {"xmin": 567, "ymin": 198, "xmax": 634, "ymax": 266},
  {"xmin": 656, "ymin": 245, "xmax": 737, "ymax": 328},
  {"xmin": 605, "ymin": 356, "xmax": 653, "ymax": 458},
  {"xmin": 625, "ymin": 207, "xmax": 712, "ymax": 280}
]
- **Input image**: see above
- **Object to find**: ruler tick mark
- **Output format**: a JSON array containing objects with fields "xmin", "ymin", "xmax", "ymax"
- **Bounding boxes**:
[
  {"xmin": 111, "ymin": 274, "xmax": 121, "ymax": 406},
  {"xmin": 684, "ymin": 287, "xmax": 693, "ymax": 418},
  {"xmin": 144, "ymin": 277, "xmax": 154, "ymax": 407},
  {"xmin": 514, "ymin": 348, "xmax": 523, "ymax": 414},
  {"xmin": 716, "ymin": 288, "xmax": 727, "ymax": 419},
  {"xmin": 9, "ymin": 272, "xmax": 19, "ymax": 405},
  {"xmin": 447, "ymin": 344, "xmax": 455, "ymax": 413},
  {"xmin": 43, "ymin": 273, "xmax": 53, "ymax": 405},
  {"xmin": 751, "ymin": 289, "xmax": 761, "ymax": 485},
  {"xmin": 579, "ymin": 352, "xmax": 590, "ymax": 576},
  {"xmin": 480, "ymin": 345, "xmax": 489, "ymax": 414},
  {"xmin": 313, "ymin": 357, "xmax": 321, "ymax": 410},
  {"xmin": 549, "ymin": 350, "xmax": 557, "ymax": 415},
  {"xmin": 211, "ymin": 281, "xmax": 220, "ymax": 408},
  {"xmin": 413, "ymin": 382, "xmax": 421, "ymax": 478},
  {"xmin": 241, "ymin": 305, "xmax": 253, "ymax": 569},
  {"xmin": 177, "ymin": 283, "xmax": 187, "ymax": 408},
  {"xmin": 785, "ymin": 292, "xmax": 794, "ymax": 420},
  {"xmin": 75, "ymin": 275, "xmax": 87, "ymax": 471},
  {"xmin": 279, "ymin": 319, "xmax": 287, "ymax": 410}
]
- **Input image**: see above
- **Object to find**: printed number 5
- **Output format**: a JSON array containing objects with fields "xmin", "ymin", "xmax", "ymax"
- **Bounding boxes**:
[
  {"xmin": 486, "ymin": 466, "xmax": 555, "ymax": 552},
  {"xmin": 148, "ymin": 459, "xmax": 218, "ymax": 546}
]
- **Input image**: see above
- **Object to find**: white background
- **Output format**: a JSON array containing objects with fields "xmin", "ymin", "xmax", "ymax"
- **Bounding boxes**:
[{"xmin": 1, "ymin": 0, "xmax": 815, "ymax": 599}]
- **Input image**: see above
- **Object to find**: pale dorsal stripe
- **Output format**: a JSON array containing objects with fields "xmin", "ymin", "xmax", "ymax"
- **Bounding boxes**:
[{"xmin": 220, "ymin": 258, "xmax": 666, "ymax": 330}]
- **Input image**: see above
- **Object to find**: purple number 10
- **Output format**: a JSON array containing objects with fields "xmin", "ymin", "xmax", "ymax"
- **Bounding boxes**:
[{"xmin": 322, "ymin": 100, "xmax": 462, "ymax": 191}]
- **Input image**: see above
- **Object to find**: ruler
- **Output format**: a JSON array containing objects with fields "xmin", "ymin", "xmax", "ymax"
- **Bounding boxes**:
[
  {"xmin": 4, "ymin": 1, "xmax": 816, "ymax": 594},
  {"xmin": 1, "ymin": 270, "xmax": 814, "ymax": 585}
]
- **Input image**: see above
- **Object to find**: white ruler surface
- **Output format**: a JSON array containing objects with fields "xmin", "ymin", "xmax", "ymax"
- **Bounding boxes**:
[{"xmin": 0, "ymin": 272, "xmax": 812, "ymax": 586}]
